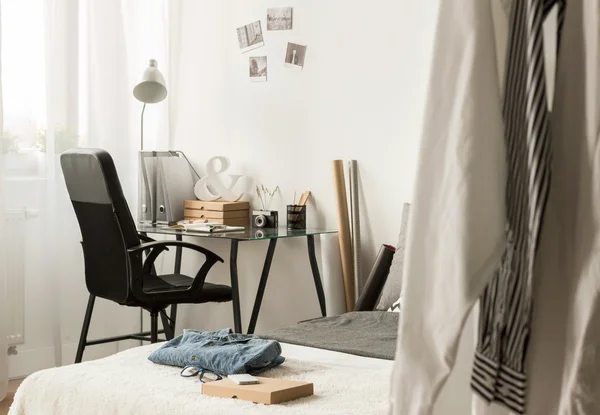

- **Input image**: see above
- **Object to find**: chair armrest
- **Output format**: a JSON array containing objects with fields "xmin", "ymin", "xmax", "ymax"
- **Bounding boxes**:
[
  {"xmin": 128, "ymin": 241, "xmax": 224, "ymax": 300},
  {"xmin": 136, "ymin": 234, "xmax": 167, "ymax": 275},
  {"xmin": 129, "ymin": 240, "xmax": 223, "ymax": 263},
  {"xmin": 138, "ymin": 233, "xmax": 168, "ymax": 248},
  {"xmin": 138, "ymin": 233, "xmax": 154, "ymax": 243}
]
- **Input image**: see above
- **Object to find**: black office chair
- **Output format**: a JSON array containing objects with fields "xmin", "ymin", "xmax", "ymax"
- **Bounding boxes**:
[{"xmin": 60, "ymin": 148, "xmax": 231, "ymax": 363}]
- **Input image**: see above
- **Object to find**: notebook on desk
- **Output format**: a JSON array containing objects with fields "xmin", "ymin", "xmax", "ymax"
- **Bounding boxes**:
[{"xmin": 167, "ymin": 222, "xmax": 245, "ymax": 233}]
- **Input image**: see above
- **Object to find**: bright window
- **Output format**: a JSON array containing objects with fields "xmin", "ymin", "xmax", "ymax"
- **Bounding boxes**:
[{"xmin": 2, "ymin": 0, "xmax": 46, "ymax": 154}]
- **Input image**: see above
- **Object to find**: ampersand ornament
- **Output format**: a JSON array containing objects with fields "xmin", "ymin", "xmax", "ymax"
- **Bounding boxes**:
[{"xmin": 194, "ymin": 156, "xmax": 247, "ymax": 201}]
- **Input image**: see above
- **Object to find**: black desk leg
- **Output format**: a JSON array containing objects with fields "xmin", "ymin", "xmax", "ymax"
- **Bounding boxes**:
[
  {"xmin": 170, "ymin": 234, "xmax": 183, "ymax": 333},
  {"xmin": 230, "ymin": 240, "xmax": 242, "ymax": 333},
  {"xmin": 307, "ymin": 235, "xmax": 327, "ymax": 317},
  {"xmin": 247, "ymin": 239, "xmax": 278, "ymax": 335}
]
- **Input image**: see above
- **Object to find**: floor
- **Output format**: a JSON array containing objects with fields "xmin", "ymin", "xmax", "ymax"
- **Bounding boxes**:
[{"xmin": 0, "ymin": 379, "xmax": 24, "ymax": 415}]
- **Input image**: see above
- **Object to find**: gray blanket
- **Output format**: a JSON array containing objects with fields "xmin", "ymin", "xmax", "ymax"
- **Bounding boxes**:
[{"xmin": 260, "ymin": 311, "xmax": 398, "ymax": 360}]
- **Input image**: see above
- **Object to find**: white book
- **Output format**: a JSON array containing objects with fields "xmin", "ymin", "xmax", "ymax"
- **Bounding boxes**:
[{"xmin": 167, "ymin": 222, "xmax": 245, "ymax": 233}]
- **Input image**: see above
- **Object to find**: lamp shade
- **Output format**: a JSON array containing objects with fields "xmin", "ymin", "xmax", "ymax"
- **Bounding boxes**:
[{"xmin": 133, "ymin": 59, "xmax": 167, "ymax": 104}]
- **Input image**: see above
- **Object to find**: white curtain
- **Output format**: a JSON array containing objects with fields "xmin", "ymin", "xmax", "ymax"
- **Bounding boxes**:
[
  {"xmin": 0, "ymin": 0, "xmax": 169, "ymax": 380},
  {"xmin": 0, "ymin": 0, "xmax": 8, "ymax": 402}
]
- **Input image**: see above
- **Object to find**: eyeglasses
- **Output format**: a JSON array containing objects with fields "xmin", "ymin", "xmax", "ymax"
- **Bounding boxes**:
[{"xmin": 180, "ymin": 366, "xmax": 223, "ymax": 383}]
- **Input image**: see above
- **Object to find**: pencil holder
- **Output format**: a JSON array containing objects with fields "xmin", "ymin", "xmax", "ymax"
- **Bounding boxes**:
[{"xmin": 287, "ymin": 205, "xmax": 306, "ymax": 230}]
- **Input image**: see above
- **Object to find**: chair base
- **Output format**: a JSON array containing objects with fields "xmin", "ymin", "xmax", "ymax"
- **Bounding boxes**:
[
  {"xmin": 84, "ymin": 330, "xmax": 167, "ymax": 347},
  {"xmin": 75, "ymin": 294, "xmax": 176, "ymax": 364}
]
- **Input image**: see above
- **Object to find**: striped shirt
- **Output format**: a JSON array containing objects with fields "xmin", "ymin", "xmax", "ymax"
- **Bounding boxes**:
[{"xmin": 471, "ymin": 1, "xmax": 565, "ymax": 413}]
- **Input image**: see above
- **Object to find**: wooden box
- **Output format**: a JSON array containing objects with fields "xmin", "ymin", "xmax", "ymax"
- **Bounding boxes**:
[
  {"xmin": 183, "ymin": 208, "xmax": 248, "ymax": 220},
  {"xmin": 202, "ymin": 377, "xmax": 313, "ymax": 405},
  {"xmin": 184, "ymin": 200, "xmax": 250, "ymax": 211},
  {"xmin": 184, "ymin": 200, "xmax": 249, "ymax": 226}
]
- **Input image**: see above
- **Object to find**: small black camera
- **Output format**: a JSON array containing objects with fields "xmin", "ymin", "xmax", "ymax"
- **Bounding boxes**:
[{"xmin": 252, "ymin": 210, "xmax": 278, "ymax": 229}]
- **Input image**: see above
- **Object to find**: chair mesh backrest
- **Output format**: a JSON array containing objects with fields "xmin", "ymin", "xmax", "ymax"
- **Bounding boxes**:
[{"xmin": 60, "ymin": 149, "xmax": 140, "ymax": 304}]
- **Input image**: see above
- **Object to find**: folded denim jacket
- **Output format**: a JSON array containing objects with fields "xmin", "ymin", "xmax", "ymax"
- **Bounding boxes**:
[{"xmin": 148, "ymin": 328, "xmax": 285, "ymax": 376}]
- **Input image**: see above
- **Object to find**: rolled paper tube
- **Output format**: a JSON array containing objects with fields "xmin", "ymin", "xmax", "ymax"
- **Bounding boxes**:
[
  {"xmin": 354, "ymin": 244, "xmax": 396, "ymax": 311},
  {"xmin": 332, "ymin": 159, "xmax": 355, "ymax": 312},
  {"xmin": 349, "ymin": 160, "xmax": 362, "ymax": 298}
]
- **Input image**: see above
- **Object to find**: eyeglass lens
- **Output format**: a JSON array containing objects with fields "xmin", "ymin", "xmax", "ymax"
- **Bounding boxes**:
[
  {"xmin": 181, "ymin": 367, "xmax": 200, "ymax": 377},
  {"xmin": 200, "ymin": 371, "xmax": 220, "ymax": 382}
]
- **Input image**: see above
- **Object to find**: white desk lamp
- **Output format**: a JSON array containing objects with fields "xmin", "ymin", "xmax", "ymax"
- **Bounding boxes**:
[
  {"xmin": 133, "ymin": 59, "xmax": 167, "ymax": 150},
  {"xmin": 133, "ymin": 59, "xmax": 167, "ymax": 336},
  {"xmin": 132, "ymin": 58, "xmax": 200, "ymax": 226}
]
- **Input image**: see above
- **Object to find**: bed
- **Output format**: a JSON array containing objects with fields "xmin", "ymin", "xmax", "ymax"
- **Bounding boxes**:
[
  {"xmin": 9, "ymin": 302, "xmax": 400, "ymax": 414},
  {"xmin": 9, "ymin": 340, "xmax": 394, "ymax": 415}
]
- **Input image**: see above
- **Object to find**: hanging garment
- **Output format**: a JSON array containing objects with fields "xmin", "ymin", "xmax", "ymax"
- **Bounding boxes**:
[
  {"xmin": 550, "ymin": 1, "xmax": 600, "ymax": 413},
  {"xmin": 391, "ymin": 1, "xmax": 600, "ymax": 415},
  {"xmin": 388, "ymin": 0, "xmax": 508, "ymax": 414},
  {"xmin": 471, "ymin": 1, "xmax": 565, "ymax": 413}
]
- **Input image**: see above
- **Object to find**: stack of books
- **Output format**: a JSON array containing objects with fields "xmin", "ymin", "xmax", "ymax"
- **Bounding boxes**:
[{"xmin": 183, "ymin": 200, "xmax": 250, "ymax": 227}]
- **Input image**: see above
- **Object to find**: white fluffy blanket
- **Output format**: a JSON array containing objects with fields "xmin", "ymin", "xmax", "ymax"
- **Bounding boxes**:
[{"xmin": 9, "ymin": 344, "xmax": 393, "ymax": 414}]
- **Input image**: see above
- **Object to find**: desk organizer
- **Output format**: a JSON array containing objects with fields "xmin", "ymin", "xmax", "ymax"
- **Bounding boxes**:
[
  {"xmin": 287, "ymin": 205, "xmax": 306, "ymax": 230},
  {"xmin": 138, "ymin": 151, "xmax": 198, "ymax": 224},
  {"xmin": 184, "ymin": 200, "xmax": 250, "ymax": 226}
]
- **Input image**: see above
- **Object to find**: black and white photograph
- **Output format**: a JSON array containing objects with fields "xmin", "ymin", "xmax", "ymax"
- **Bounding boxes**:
[
  {"xmin": 284, "ymin": 42, "xmax": 307, "ymax": 70},
  {"xmin": 267, "ymin": 7, "xmax": 293, "ymax": 30},
  {"xmin": 236, "ymin": 20, "xmax": 264, "ymax": 53},
  {"xmin": 249, "ymin": 56, "xmax": 267, "ymax": 82}
]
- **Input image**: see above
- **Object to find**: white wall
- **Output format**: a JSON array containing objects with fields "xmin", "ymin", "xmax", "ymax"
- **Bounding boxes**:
[{"xmin": 164, "ymin": 0, "xmax": 436, "ymax": 334}]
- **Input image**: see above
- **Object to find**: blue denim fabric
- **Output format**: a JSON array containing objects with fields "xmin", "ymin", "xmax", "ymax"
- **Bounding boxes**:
[{"xmin": 147, "ymin": 328, "xmax": 285, "ymax": 376}]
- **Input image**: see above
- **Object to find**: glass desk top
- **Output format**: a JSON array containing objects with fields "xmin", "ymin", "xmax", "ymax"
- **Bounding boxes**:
[{"xmin": 137, "ymin": 224, "xmax": 338, "ymax": 241}]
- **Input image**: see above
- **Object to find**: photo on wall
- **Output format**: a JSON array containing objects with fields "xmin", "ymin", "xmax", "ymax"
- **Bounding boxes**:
[
  {"xmin": 267, "ymin": 7, "xmax": 293, "ymax": 30},
  {"xmin": 249, "ymin": 56, "xmax": 267, "ymax": 82},
  {"xmin": 236, "ymin": 20, "xmax": 264, "ymax": 53},
  {"xmin": 284, "ymin": 42, "xmax": 307, "ymax": 70}
]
